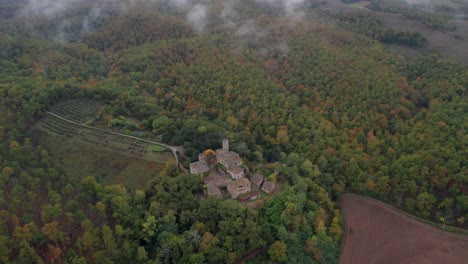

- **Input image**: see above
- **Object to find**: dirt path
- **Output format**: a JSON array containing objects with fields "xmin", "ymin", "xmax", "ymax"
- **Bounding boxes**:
[
  {"xmin": 340, "ymin": 194, "xmax": 468, "ymax": 264},
  {"xmin": 46, "ymin": 111, "xmax": 188, "ymax": 172}
]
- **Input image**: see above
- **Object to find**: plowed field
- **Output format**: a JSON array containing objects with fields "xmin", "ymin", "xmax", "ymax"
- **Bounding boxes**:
[{"xmin": 340, "ymin": 194, "xmax": 468, "ymax": 264}]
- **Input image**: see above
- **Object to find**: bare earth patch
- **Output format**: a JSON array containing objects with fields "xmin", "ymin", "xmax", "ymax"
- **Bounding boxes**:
[{"xmin": 340, "ymin": 194, "xmax": 468, "ymax": 264}]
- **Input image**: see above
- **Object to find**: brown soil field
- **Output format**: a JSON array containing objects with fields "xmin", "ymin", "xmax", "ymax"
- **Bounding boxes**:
[{"xmin": 340, "ymin": 194, "xmax": 468, "ymax": 264}]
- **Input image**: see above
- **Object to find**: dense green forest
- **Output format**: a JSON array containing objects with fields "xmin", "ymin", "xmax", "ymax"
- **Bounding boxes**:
[{"xmin": 0, "ymin": 0, "xmax": 466, "ymax": 263}]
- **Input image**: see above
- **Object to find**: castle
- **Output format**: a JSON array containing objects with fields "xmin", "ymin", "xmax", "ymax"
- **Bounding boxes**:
[
  {"xmin": 190, "ymin": 139, "xmax": 275, "ymax": 201},
  {"xmin": 190, "ymin": 139, "xmax": 244, "ymax": 179}
]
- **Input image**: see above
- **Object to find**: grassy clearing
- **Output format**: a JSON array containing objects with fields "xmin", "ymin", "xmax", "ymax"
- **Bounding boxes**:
[
  {"xmin": 34, "ymin": 114, "xmax": 173, "ymax": 189},
  {"xmin": 149, "ymin": 144, "xmax": 167, "ymax": 152},
  {"xmin": 125, "ymin": 117, "xmax": 141, "ymax": 126}
]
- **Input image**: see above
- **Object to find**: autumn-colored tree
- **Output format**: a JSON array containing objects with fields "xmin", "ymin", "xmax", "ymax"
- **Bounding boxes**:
[{"xmin": 268, "ymin": 240, "xmax": 287, "ymax": 263}]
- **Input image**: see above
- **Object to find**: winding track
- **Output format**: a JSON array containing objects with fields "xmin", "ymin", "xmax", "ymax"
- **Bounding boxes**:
[{"xmin": 46, "ymin": 111, "xmax": 187, "ymax": 172}]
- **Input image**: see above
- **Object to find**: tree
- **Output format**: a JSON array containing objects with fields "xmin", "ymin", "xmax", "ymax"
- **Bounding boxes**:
[
  {"xmin": 189, "ymin": 253, "xmax": 205, "ymax": 264},
  {"xmin": 329, "ymin": 210, "xmax": 342, "ymax": 241},
  {"xmin": 199, "ymin": 232, "xmax": 218, "ymax": 254},
  {"xmin": 203, "ymin": 149, "xmax": 217, "ymax": 168},
  {"xmin": 416, "ymin": 192, "xmax": 436, "ymax": 217},
  {"xmin": 305, "ymin": 237, "xmax": 322, "ymax": 262},
  {"xmin": 301, "ymin": 159, "xmax": 320, "ymax": 179},
  {"xmin": 456, "ymin": 195, "xmax": 468, "ymax": 212},
  {"xmin": 137, "ymin": 247, "xmax": 148, "ymax": 262},
  {"xmin": 42, "ymin": 222, "xmax": 65, "ymax": 246},
  {"xmin": 268, "ymin": 240, "xmax": 287, "ymax": 263},
  {"xmin": 152, "ymin": 116, "xmax": 172, "ymax": 135}
]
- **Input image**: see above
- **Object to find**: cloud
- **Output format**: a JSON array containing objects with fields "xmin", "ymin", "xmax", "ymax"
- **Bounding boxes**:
[
  {"xmin": 187, "ymin": 3, "xmax": 208, "ymax": 32},
  {"xmin": 54, "ymin": 20, "xmax": 71, "ymax": 43},
  {"xmin": 81, "ymin": 5, "xmax": 104, "ymax": 33},
  {"xmin": 221, "ymin": 0, "xmax": 238, "ymax": 28},
  {"xmin": 19, "ymin": 0, "xmax": 76, "ymax": 18},
  {"xmin": 236, "ymin": 20, "xmax": 265, "ymax": 39},
  {"xmin": 18, "ymin": 0, "xmax": 307, "ymax": 40}
]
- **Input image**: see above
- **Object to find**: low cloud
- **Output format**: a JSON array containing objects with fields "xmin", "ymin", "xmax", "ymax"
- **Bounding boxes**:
[
  {"xmin": 19, "ymin": 0, "xmax": 75, "ymax": 18},
  {"xmin": 236, "ymin": 20, "xmax": 266, "ymax": 39},
  {"xmin": 18, "ymin": 0, "xmax": 308, "ymax": 42},
  {"xmin": 187, "ymin": 3, "xmax": 208, "ymax": 32},
  {"xmin": 81, "ymin": 5, "xmax": 104, "ymax": 33},
  {"xmin": 221, "ymin": 0, "xmax": 238, "ymax": 28}
]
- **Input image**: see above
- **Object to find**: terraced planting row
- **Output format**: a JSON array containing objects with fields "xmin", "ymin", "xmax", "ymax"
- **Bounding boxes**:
[
  {"xmin": 48, "ymin": 99, "xmax": 104, "ymax": 123},
  {"xmin": 38, "ymin": 114, "xmax": 155, "ymax": 160}
]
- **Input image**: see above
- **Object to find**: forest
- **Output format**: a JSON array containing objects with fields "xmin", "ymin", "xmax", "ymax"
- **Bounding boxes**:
[{"xmin": 0, "ymin": 0, "xmax": 466, "ymax": 263}]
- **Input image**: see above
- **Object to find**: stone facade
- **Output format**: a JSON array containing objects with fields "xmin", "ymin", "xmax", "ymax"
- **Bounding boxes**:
[
  {"xmin": 227, "ymin": 166, "xmax": 245, "ymax": 179},
  {"xmin": 222, "ymin": 139, "xmax": 229, "ymax": 151},
  {"xmin": 203, "ymin": 175, "xmax": 231, "ymax": 188},
  {"xmin": 250, "ymin": 173, "xmax": 264, "ymax": 188},
  {"xmin": 238, "ymin": 190, "xmax": 260, "ymax": 202},
  {"xmin": 216, "ymin": 149, "xmax": 242, "ymax": 169},
  {"xmin": 227, "ymin": 178, "xmax": 251, "ymax": 199},
  {"xmin": 261, "ymin": 181, "xmax": 276, "ymax": 194},
  {"xmin": 206, "ymin": 183, "xmax": 222, "ymax": 198},
  {"xmin": 190, "ymin": 161, "xmax": 209, "ymax": 175},
  {"xmin": 190, "ymin": 139, "xmax": 243, "ymax": 179},
  {"xmin": 198, "ymin": 153, "xmax": 207, "ymax": 164},
  {"xmin": 194, "ymin": 139, "xmax": 273, "ymax": 201}
]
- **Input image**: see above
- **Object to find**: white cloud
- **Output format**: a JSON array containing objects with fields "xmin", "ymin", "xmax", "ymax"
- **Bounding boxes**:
[
  {"xmin": 221, "ymin": 0, "xmax": 238, "ymax": 28},
  {"xmin": 187, "ymin": 3, "xmax": 208, "ymax": 32},
  {"xmin": 20, "ymin": 0, "xmax": 75, "ymax": 17}
]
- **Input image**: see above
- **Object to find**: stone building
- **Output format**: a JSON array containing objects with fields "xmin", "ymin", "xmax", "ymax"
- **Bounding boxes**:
[
  {"xmin": 190, "ymin": 139, "xmax": 244, "ymax": 179},
  {"xmin": 198, "ymin": 153, "xmax": 207, "ymax": 163},
  {"xmin": 238, "ymin": 190, "xmax": 260, "ymax": 202},
  {"xmin": 261, "ymin": 181, "xmax": 276, "ymax": 194},
  {"xmin": 203, "ymin": 175, "xmax": 231, "ymax": 188},
  {"xmin": 227, "ymin": 178, "xmax": 251, "ymax": 199},
  {"xmin": 227, "ymin": 166, "xmax": 245, "ymax": 179},
  {"xmin": 250, "ymin": 173, "xmax": 264, "ymax": 188},
  {"xmin": 190, "ymin": 161, "xmax": 209, "ymax": 175},
  {"xmin": 216, "ymin": 149, "xmax": 242, "ymax": 168},
  {"xmin": 214, "ymin": 139, "xmax": 244, "ymax": 179},
  {"xmin": 206, "ymin": 183, "xmax": 222, "ymax": 198}
]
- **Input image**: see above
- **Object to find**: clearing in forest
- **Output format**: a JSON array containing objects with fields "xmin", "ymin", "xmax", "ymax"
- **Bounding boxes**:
[
  {"xmin": 340, "ymin": 194, "xmax": 468, "ymax": 264},
  {"xmin": 33, "ymin": 99, "xmax": 174, "ymax": 189}
]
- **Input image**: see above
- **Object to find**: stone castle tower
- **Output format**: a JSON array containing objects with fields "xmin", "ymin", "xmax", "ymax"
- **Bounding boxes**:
[{"xmin": 222, "ymin": 139, "xmax": 229, "ymax": 151}]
